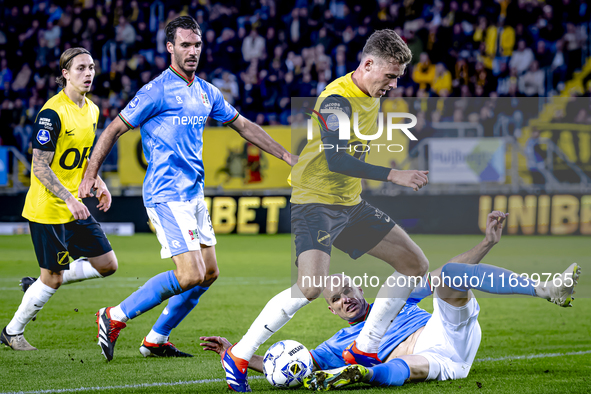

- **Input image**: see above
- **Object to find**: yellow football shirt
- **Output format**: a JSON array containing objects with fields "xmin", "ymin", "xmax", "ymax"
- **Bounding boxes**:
[
  {"xmin": 22, "ymin": 90, "xmax": 99, "ymax": 224},
  {"xmin": 291, "ymin": 72, "xmax": 381, "ymax": 205}
]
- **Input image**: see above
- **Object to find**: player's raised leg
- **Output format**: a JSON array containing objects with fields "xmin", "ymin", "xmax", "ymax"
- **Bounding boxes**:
[
  {"xmin": 141, "ymin": 244, "xmax": 218, "ymax": 358},
  {"xmin": 222, "ymin": 250, "xmax": 328, "ymax": 392},
  {"xmin": 343, "ymin": 226, "xmax": 428, "ymax": 366},
  {"xmin": 19, "ymin": 222, "xmax": 118, "ymax": 290},
  {"xmin": 434, "ymin": 262, "xmax": 580, "ymax": 307}
]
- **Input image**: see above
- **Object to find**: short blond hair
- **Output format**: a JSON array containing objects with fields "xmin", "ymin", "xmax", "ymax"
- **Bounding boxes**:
[{"xmin": 362, "ymin": 29, "xmax": 412, "ymax": 65}]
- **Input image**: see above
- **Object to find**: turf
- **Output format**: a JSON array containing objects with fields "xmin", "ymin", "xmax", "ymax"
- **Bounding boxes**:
[{"xmin": 0, "ymin": 233, "xmax": 590, "ymax": 393}]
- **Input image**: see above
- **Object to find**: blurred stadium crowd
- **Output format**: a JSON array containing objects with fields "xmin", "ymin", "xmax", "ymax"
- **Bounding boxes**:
[{"xmin": 0, "ymin": 0, "xmax": 590, "ymax": 159}]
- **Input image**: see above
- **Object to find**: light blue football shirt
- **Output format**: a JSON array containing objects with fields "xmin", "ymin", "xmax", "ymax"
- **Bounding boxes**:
[
  {"xmin": 119, "ymin": 66, "xmax": 239, "ymax": 207},
  {"xmin": 310, "ymin": 299, "xmax": 431, "ymax": 370}
]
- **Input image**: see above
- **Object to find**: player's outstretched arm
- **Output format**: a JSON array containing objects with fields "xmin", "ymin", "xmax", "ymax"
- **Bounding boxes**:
[
  {"xmin": 445, "ymin": 211, "xmax": 508, "ymax": 266},
  {"xmin": 33, "ymin": 149, "xmax": 90, "ymax": 220},
  {"xmin": 228, "ymin": 115, "xmax": 296, "ymax": 166},
  {"xmin": 200, "ymin": 336, "xmax": 265, "ymax": 373},
  {"xmin": 79, "ymin": 116, "xmax": 130, "ymax": 198}
]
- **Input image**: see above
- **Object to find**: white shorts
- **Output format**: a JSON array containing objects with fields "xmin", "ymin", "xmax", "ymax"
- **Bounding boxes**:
[
  {"xmin": 146, "ymin": 198, "xmax": 216, "ymax": 259},
  {"xmin": 412, "ymin": 291, "xmax": 482, "ymax": 381}
]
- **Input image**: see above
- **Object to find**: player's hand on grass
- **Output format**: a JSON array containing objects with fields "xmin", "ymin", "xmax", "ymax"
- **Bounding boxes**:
[
  {"xmin": 485, "ymin": 211, "xmax": 508, "ymax": 245},
  {"xmin": 199, "ymin": 336, "xmax": 232, "ymax": 356},
  {"xmin": 387, "ymin": 169, "xmax": 429, "ymax": 191},
  {"xmin": 65, "ymin": 196, "xmax": 90, "ymax": 220}
]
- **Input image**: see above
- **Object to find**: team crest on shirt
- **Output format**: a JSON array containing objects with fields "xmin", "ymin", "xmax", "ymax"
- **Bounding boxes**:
[
  {"xmin": 188, "ymin": 229, "xmax": 199, "ymax": 241},
  {"xmin": 201, "ymin": 92, "xmax": 209, "ymax": 105},
  {"xmin": 129, "ymin": 96, "xmax": 140, "ymax": 109},
  {"xmin": 37, "ymin": 129, "xmax": 50, "ymax": 145}
]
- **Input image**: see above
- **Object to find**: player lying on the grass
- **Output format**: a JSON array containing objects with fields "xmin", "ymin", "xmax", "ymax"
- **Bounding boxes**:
[{"xmin": 200, "ymin": 211, "xmax": 580, "ymax": 390}]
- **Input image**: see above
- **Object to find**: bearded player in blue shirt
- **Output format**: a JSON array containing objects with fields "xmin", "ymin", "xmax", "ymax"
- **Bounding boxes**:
[
  {"xmin": 79, "ymin": 16, "xmax": 295, "ymax": 361},
  {"xmin": 201, "ymin": 211, "xmax": 579, "ymax": 390}
]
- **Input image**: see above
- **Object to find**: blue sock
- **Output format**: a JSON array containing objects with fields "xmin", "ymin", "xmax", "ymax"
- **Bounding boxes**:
[
  {"xmin": 369, "ymin": 359, "xmax": 410, "ymax": 387},
  {"xmin": 152, "ymin": 285, "xmax": 209, "ymax": 336},
  {"xmin": 120, "ymin": 271, "xmax": 182, "ymax": 319},
  {"xmin": 441, "ymin": 263, "xmax": 537, "ymax": 296}
]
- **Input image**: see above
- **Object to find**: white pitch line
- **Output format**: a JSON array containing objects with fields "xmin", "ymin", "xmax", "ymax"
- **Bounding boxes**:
[
  {"xmin": 2, "ymin": 350, "xmax": 590, "ymax": 394},
  {"xmin": 475, "ymin": 349, "xmax": 591, "ymax": 362},
  {"xmin": 0, "ymin": 376, "xmax": 265, "ymax": 394}
]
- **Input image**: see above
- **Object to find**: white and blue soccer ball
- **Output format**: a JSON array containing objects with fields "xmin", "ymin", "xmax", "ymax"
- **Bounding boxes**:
[{"xmin": 263, "ymin": 340, "xmax": 313, "ymax": 388}]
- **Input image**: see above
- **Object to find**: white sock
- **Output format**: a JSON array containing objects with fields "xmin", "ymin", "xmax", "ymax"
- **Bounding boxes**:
[
  {"xmin": 145, "ymin": 329, "xmax": 168, "ymax": 344},
  {"xmin": 62, "ymin": 258, "xmax": 103, "ymax": 285},
  {"xmin": 109, "ymin": 305, "xmax": 129, "ymax": 323},
  {"xmin": 356, "ymin": 271, "xmax": 417, "ymax": 354},
  {"xmin": 6, "ymin": 279, "xmax": 57, "ymax": 335},
  {"xmin": 232, "ymin": 285, "xmax": 311, "ymax": 361}
]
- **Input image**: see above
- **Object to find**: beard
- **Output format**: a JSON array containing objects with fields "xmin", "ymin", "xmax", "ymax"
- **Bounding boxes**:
[{"xmin": 174, "ymin": 52, "xmax": 199, "ymax": 75}]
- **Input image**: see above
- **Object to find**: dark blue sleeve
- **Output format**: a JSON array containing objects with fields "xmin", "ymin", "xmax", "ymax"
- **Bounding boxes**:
[
  {"xmin": 32, "ymin": 109, "xmax": 61, "ymax": 151},
  {"xmin": 319, "ymin": 95, "xmax": 391, "ymax": 181}
]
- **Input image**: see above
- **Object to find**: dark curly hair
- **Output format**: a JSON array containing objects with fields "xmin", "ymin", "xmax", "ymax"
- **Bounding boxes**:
[
  {"xmin": 165, "ymin": 16, "xmax": 202, "ymax": 45},
  {"xmin": 362, "ymin": 29, "xmax": 412, "ymax": 66}
]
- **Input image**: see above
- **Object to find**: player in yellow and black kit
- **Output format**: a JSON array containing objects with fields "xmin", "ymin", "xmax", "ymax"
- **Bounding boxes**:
[
  {"xmin": 1, "ymin": 48, "xmax": 118, "ymax": 351},
  {"xmin": 222, "ymin": 30, "xmax": 431, "ymax": 392}
]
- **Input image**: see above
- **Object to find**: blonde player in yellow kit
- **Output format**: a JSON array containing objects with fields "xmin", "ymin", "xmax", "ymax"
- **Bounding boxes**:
[
  {"xmin": 1, "ymin": 48, "xmax": 118, "ymax": 351},
  {"xmin": 221, "ymin": 30, "xmax": 430, "ymax": 392}
]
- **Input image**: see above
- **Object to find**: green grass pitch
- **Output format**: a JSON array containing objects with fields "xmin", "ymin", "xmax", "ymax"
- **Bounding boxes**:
[{"xmin": 0, "ymin": 233, "xmax": 590, "ymax": 393}]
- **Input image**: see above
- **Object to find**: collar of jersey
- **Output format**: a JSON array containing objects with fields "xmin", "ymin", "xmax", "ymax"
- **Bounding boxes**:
[
  {"xmin": 169, "ymin": 66, "xmax": 195, "ymax": 86},
  {"xmin": 59, "ymin": 89, "xmax": 88, "ymax": 113},
  {"xmin": 348, "ymin": 303, "xmax": 372, "ymax": 326},
  {"xmin": 346, "ymin": 71, "xmax": 370, "ymax": 97}
]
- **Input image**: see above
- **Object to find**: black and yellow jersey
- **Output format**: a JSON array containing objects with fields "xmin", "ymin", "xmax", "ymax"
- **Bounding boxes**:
[
  {"xmin": 22, "ymin": 90, "xmax": 99, "ymax": 224},
  {"xmin": 291, "ymin": 72, "xmax": 389, "ymax": 205}
]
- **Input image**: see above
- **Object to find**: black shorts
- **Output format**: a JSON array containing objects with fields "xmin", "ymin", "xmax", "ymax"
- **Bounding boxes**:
[
  {"xmin": 29, "ymin": 215, "xmax": 112, "ymax": 272},
  {"xmin": 291, "ymin": 200, "xmax": 396, "ymax": 260}
]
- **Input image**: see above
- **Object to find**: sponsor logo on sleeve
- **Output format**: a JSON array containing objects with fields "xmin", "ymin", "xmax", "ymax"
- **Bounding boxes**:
[
  {"xmin": 129, "ymin": 96, "xmax": 140, "ymax": 109},
  {"xmin": 37, "ymin": 129, "xmax": 50, "ymax": 145},
  {"xmin": 38, "ymin": 117, "xmax": 53, "ymax": 130},
  {"xmin": 326, "ymin": 114, "xmax": 339, "ymax": 131}
]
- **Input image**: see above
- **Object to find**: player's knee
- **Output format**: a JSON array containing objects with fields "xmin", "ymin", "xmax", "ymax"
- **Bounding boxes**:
[
  {"xmin": 416, "ymin": 254, "xmax": 429, "ymax": 277},
  {"xmin": 203, "ymin": 266, "xmax": 219, "ymax": 286},
  {"xmin": 300, "ymin": 283, "xmax": 324, "ymax": 301},
  {"xmin": 42, "ymin": 274, "xmax": 63, "ymax": 290},
  {"xmin": 177, "ymin": 270, "xmax": 205, "ymax": 290},
  {"xmin": 99, "ymin": 256, "xmax": 118, "ymax": 277}
]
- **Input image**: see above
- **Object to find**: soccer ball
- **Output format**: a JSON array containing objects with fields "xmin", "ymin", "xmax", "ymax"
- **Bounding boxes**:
[{"xmin": 263, "ymin": 340, "xmax": 313, "ymax": 388}]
